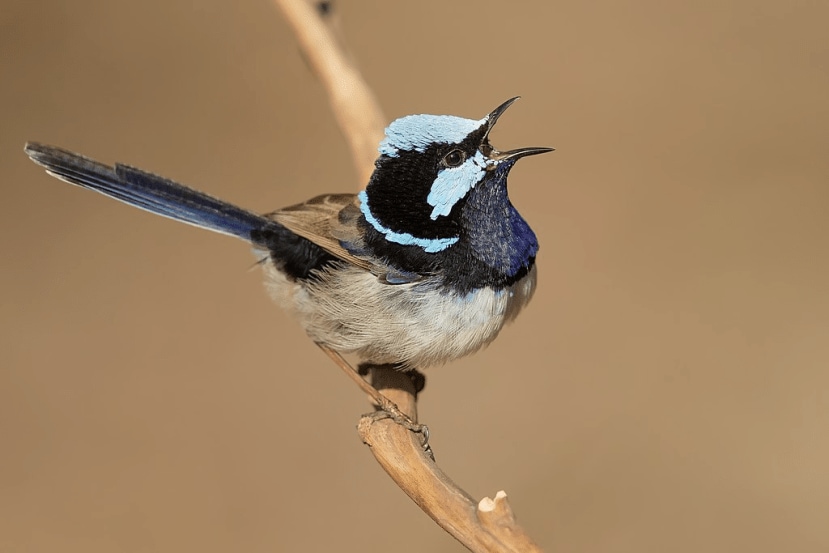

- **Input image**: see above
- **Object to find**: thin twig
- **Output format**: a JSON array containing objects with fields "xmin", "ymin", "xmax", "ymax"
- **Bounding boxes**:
[
  {"xmin": 273, "ymin": 0, "xmax": 385, "ymax": 185},
  {"xmin": 362, "ymin": 370, "xmax": 544, "ymax": 553},
  {"xmin": 316, "ymin": 344, "xmax": 426, "ymax": 435}
]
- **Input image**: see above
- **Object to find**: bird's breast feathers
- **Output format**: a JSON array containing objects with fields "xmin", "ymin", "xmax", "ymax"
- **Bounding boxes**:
[{"xmin": 263, "ymin": 262, "xmax": 537, "ymax": 369}]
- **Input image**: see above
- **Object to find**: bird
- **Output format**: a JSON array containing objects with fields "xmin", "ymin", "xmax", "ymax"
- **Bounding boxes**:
[{"xmin": 25, "ymin": 97, "xmax": 552, "ymax": 374}]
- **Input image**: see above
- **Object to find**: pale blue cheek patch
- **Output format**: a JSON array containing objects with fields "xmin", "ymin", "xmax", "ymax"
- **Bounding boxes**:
[
  {"xmin": 379, "ymin": 114, "xmax": 487, "ymax": 157},
  {"xmin": 426, "ymin": 151, "xmax": 489, "ymax": 220},
  {"xmin": 358, "ymin": 191, "xmax": 459, "ymax": 253}
]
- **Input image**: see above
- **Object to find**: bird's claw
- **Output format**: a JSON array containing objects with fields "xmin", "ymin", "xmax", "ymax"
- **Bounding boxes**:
[{"xmin": 365, "ymin": 409, "xmax": 434, "ymax": 460}]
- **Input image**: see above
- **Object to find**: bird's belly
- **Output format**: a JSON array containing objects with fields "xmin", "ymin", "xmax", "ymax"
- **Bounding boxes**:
[{"xmin": 263, "ymin": 264, "xmax": 536, "ymax": 369}]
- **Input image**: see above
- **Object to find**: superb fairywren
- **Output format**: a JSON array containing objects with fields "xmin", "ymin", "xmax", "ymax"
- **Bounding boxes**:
[{"xmin": 25, "ymin": 97, "xmax": 552, "ymax": 371}]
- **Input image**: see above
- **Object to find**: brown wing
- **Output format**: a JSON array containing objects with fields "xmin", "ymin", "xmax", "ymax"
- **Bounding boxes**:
[{"xmin": 266, "ymin": 193, "xmax": 376, "ymax": 273}]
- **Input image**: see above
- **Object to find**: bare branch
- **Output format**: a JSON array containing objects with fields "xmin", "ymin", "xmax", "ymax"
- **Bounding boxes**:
[
  {"xmin": 272, "ymin": 0, "xmax": 385, "ymax": 185},
  {"xmin": 361, "ymin": 370, "xmax": 544, "ymax": 552},
  {"xmin": 272, "ymin": 1, "xmax": 545, "ymax": 550}
]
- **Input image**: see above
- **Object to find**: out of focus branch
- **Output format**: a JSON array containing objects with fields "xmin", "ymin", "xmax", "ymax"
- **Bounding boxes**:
[
  {"xmin": 271, "ymin": 1, "xmax": 544, "ymax": 551},
  {"xmin": 273, "ymin": 0, "xmax": 384, "ymax": 185}
]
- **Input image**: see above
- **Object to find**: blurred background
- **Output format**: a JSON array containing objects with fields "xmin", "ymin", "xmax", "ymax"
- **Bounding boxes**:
[{"xmin": 2, "ymin": 0, "xmax": 828, "ymax": 551}]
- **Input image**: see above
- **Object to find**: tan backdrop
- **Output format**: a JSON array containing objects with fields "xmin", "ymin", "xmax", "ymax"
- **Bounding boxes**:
[{"xmin": 2, "ymin": 1, "xmax": 828, "ymax": 551}]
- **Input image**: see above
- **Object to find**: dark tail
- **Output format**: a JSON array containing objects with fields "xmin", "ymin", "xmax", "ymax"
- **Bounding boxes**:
[{"xmin": 24, "ymin": 142, "xmax": 270, "ymax": 242}]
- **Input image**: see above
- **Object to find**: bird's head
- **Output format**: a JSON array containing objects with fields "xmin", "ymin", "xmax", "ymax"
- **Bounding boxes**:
[{"xmin": 359, "ymin": 97, "xmax": 553, "ymax": 256}]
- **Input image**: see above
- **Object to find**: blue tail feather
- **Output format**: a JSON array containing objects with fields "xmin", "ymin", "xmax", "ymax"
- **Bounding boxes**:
[{"xmin": 24, "ymin": 142, "xmax": 269, "ymax": 241}]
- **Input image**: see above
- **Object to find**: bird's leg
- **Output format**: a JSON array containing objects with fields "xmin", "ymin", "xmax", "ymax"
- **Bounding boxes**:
[
  {"xmin": 316, "ymin": 344, "xmax": 428, "ymax": 437},
  {"xmin": 358, "ymin": 362, "xmax": 426, "ymax": 395}
]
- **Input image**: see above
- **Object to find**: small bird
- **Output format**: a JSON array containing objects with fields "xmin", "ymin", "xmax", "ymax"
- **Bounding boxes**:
[{"xmin": 25, "ymin": 97, "xmax": 552, "ymax": 373}]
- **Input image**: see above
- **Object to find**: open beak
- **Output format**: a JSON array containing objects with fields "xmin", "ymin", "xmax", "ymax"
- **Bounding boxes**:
[
  {"xmin": 489, "ymin": 146, "xmax": 554, "ymax": 162},
  {"xmin": 483, "ymin": 96, "xmax": 522, "ymax": 139},
  {"xmin": 481, "ymin": 97, "xmax": 554, "ymax": 165}
]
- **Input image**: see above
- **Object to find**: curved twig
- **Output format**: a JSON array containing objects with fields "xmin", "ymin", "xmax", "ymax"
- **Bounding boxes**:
[
  {"xmin": 363, "ymin": 369, "xmax": 543, "ymax": 552},
  {"xmin": 273, "ymin": 0, "xmax": 385, "ymax": 185}
]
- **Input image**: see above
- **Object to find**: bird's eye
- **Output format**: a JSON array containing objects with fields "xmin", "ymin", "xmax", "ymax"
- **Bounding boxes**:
[{"xmin": 442, "ymin": 149, "xmax": 466, "ymax": 168}]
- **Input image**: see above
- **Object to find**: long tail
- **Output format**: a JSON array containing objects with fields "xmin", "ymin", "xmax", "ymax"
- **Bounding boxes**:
[{"xmin": 24, "ymin": 142, "xmax": 270, "ymax": 242}]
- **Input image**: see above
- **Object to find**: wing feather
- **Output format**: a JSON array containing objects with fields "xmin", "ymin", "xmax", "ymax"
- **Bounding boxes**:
[{"xmin": 267, "ymin": 194, "xmax": 377, "ymax": 273}]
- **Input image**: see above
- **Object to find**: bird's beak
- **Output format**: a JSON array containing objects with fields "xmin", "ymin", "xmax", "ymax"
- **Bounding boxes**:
[
  {"xmin": 482, "ymin": 96, "xmax": 521, "ymax": 140},
  {"xmin": 488, "ymin": 146, "xmax": 555, "ymax": 162},
  {"xmin": 481, "ymin": 97, "xmax": 554, "ymax": 165}
]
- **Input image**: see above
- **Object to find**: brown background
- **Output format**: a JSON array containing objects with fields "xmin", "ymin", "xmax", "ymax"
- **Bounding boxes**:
[{"xmin": 2, "ymin": 1, "xmax": 828, "ymax": 551}]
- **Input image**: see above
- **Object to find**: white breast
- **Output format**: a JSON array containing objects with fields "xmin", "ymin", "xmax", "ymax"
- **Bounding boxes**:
[{"xmin": 264, "ymin": 263, "xmax": 537, "ymax": 369}]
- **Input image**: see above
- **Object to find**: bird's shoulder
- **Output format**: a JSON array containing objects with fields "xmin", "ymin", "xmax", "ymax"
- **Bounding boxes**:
[{"xmin": 267, "ymin": 193, "xmax": 422, "ymax": 284}]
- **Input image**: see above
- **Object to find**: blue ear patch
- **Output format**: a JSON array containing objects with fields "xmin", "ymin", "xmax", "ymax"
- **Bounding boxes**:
[
  {"xmin": 426, "ymin": 151, "xmax": 489, "ymax": 219},
  {"xmin": 359, "ymin": 191, "xmax": 459, "ymax": 253},
  {"xmin": 379, "ymin": 114, "xmax": 486, "ymax": 157}
]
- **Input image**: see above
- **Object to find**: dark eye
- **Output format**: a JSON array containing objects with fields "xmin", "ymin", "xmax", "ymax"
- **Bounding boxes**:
[{"xmin": 442, "ymin": 149, "xmax": 466, "ymax": 168}]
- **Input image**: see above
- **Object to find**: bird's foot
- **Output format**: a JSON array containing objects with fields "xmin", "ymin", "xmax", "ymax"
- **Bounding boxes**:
[
  {"xmin": 365, "ymin": 409, "xmax": 433, "ymax": 460},
  {"xmin": 317, "ymin": 345, "xmax": 433, "ymax": 458}
]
